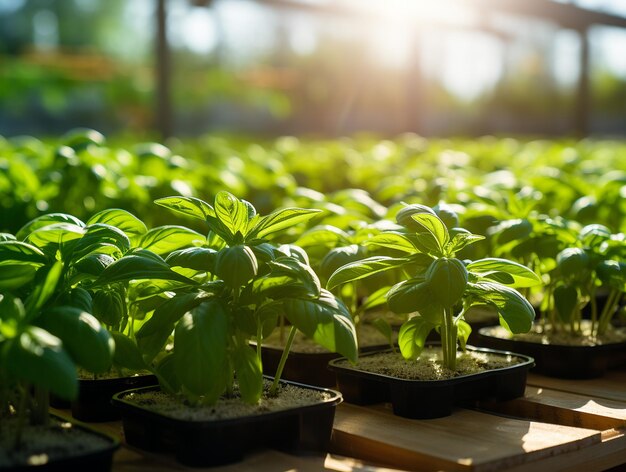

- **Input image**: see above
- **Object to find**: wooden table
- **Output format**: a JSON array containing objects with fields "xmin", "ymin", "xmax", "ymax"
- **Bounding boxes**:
[{"xmin": 54, "ymin": 371, "xmax": 626, "ymax": 472}]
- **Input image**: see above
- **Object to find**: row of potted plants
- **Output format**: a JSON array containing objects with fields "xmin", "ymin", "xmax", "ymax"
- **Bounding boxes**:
[
  {"xmin": 1, "ymin": 191, "xmax": 624, "ymax": 469},
  {"xmin": 0, "ymin": 192, "xmax": 357, "ymax": 469},
  {"xmin": 4, "ymin": 130, "xmax": 626, "ymax": 238}
]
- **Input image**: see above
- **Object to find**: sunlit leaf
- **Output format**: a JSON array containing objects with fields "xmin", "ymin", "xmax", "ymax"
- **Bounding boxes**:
[
  {"xmin": 154, "ymin": 196, "xmax": 215, "ymax": 222},
  {"xmin": 139, "ymin": 226, "xmax": 204, "ymax": 255},
  {"xmin": 87, "ymin": 209, "xmax": 147, "ymax": 245},
  {"xmin": 467, "ymin": 258, "xmax": 541, "ymax": 288},
  {"xmin": 327, "ymin": 256, "xmax": 409, "ymax": 291},
  {"xmin": 283, "ymin": 289, "xmax": 357, "ymax": 362}
]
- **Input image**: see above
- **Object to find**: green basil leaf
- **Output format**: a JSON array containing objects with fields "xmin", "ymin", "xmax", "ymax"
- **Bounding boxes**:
[
  {"xmin": 398, "ymin": 316, "xmax": 435, "ymax": 360},
  {"xmin": 86, "ymin": 208, "xmax": 147, "ymax": 245},
  {"xmin": 95, "ymin": 252, "xmax": 196, "ymax": 285},
  {"xmin": 0, "ymin": 263, "xmax": 39, "ymax": 291},
  {"xmin": 295, "ymin": 225, "xmax": 351, "ymax": 248},
  {"xmin": 425, "ymin": 258, "xmax": 468, "ymax": 307},
  {"xmin": 5, "ymin": 327, "xmax": 78, "ymax": 400},
  {"xmin": 213, "ymin": 191, "xmax": 252, "ymax": 239},
  {"xmin": 166, "ymin": 247, "xmax": 216, "ymax": 272},
  {"xmin": 327, "ymin": 256, "xmax": 409, "ymax": 291},
  {"xmin": 73, "ymin": 253, "xmax": 115, "ymax": 277},
  {"xmin": 37, "ymin": 306, "xmax": 114, "ymax": 374},
  {"xmin": 25, "ymin": 223, "xmax": 85, "ymax": 256},
  {"xmin": 137, "ymin": 292, "xmax": 208, "ymax": 338},
  {"xmin": 139, "ymin": 226, "xmax": 204, "ymax": 256},
  {"xmin": 457, "ymin": 319, "xmax": 472, "ymax": 351},
  {"xmin": 467, "ymin": 281, "xmax": 535, "ymax": 334},
  {"xmin": 447, "ymin": 232, "xmax": 485, "ymax": 254},
  {"xmin": 214, "ymin": 245, "xmax": 258, "ymax": 288},
  {"xmin": 16, "ymin": 213, "xmax": 85, "ymax": 240},
  {"xmin": 363, "ymin": 231, "xmax": 418, "ymax": 253},
  {"xmin": 111, "ymin": 331, "xmax": 148, "ymax": 371},
  {"xmin": 283, "ymin": 289, "xmax": 357, "ymax": 362},
  {"xmin": 467, "ymin": 258, "xmax": 541, "ymax": 288},
  {"xmin": 70, "ymin": 223, "xmax": 130, "ymax": 262},
  {"xmin": 154, "ymin": 196, "xmax": 215, "ymax": 222},
  {"xmin": 25, "ymin": 261, "xmax": 64, "ymax": 316},
  {"xmin": 233, "ymin": 344, "xmax": 263, "ymax": 404},
  {"xmin": 174, "ymin": 300, "xmax": 229, "ymax": 401},
  {"xmin": 410, "ymin": 213, "xmax": 449, "ymax": 254},
  {"xmin": 0, "ymin": 241, "xmax": 47, "ymax": 264},
  {"xmin": 91, "ymin": 289, "xmax": 127, "ymax": 326},
  {"xmin": 553, "ymin": 284, "xmax": 578, "ymax": 322},
  {"xmin": 248, "ymin": 207, "xmax": 321, "ymax": 241},
  {"xmin": 387, "ymin": 279, "xmax": 442, "ymax": 324}
]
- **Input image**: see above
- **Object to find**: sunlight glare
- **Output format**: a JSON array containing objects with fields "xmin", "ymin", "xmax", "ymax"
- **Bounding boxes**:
[{"xmin": 347, "ymin": 0, "xmax": 477, "ymax": 27}]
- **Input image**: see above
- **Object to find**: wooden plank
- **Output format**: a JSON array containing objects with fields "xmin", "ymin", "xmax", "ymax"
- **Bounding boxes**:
[
  {"xmin": 477, "ymin": 386, "xmax": 626, "ymax": 431},
  {"xmin": 331, "ymin": 403, "xmax": 601, "ymax": 472},
  {"xmin": 528, "ymin": 372, "xmax": 626, "ymax": 403},
  {"xmin": 503, "ymin": 430, "xmax": 626, "ymax": 472}
]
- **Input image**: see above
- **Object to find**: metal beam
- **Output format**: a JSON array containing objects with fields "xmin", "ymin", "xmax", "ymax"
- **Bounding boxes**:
[{"xmin": 469, "ymin": 0, "xmax": 626, "ymax": 30}]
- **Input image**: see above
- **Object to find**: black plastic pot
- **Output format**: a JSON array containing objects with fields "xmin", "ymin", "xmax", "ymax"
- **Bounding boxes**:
[
  {"xmin": 328, "ymin": 346, "xmax": 534, "ymax": 419},
  {"xmin": 261, "ymin": 347, "xmax": 340, "ymax": 387},
  {"xmin": 261, "ymin": 342, "xmax": 393, "ymax": 387},
  {"xmin": 6, "ymin": 414, "xmax": 119, "ymax": 472},
  {"xmin": 71, "ymin": 374, "xmax": 158, "ymax": 422},
  {"xmin": 112, "ymin": 379, "xmax": 342, "ymax": 467},
  {"xmin": 474, "ymin": 326, "xmax": 626, "ymax": 379}
]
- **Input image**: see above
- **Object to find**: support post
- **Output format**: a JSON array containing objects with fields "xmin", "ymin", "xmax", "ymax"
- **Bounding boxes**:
[
  {"xmin": 575, "ymin": 27, "xmax": 590, "ymax": 138},
  {"xmin": 156, "ymin": 0, "xmax": 172, "ymax": 139}
]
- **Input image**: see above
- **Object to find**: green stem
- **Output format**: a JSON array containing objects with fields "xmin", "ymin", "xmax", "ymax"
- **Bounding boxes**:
[
  {"xmin": 269, "ymin": 325, "xmax": 297, "ymax": 396},
  {"xmin": 441, "ymin": 307, "xmax": 457, "ymax": 371},
  {"xmin": 32, "ymin": 386, "xmax": 49, "ymax": 427},
  {"xmin": 256, "ymin": 319, "xmax": 263, "ymax": 361},
  {"xmin": 351, "ymin": 282, "xmax": 359, "ymax": 332},
  {"xmin": 279, "ymin": 314, "xmax": 285, "ymax": 344},
  {"xmin": 13, "ymin": 386, "xmax": 28, "ymax": 450},
  {"xmin": 597, "ymin": 290, "xmax": 620, "ymax": 336},
  {"xmin": 589, "ymin": 287, "xmax": 598, "ymax": 335}
]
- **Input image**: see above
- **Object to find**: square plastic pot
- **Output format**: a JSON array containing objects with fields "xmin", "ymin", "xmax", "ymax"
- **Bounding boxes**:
[
  {"xmin": 474, "ymin": 326, "xmax": 626, "ymax": 379},
  {"xmin": 328, "ymin": 345, "xmax": 534, "ymax": 419},
  {"xmin": 111, "ymin": 379, "xmax": 342, "ymax": 467},
  {"xmin": 71, "ymin": 374, "xmax": 158, "ymax": 422},
  {"xmin": 6, "ymin": 414, "xmax": 119, "ymax": 472}
]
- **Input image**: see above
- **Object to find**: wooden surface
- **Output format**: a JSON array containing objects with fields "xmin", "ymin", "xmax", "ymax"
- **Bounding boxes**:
[
  {"xmin": 51, "ymin": 370, "xmax": 626, "ymax": 472},
  {"xmin": 527, "ymin": 371, "xmax": 626, "ymax": 403},
  {"xmin": 478, "ymin": 385, "xmax": 626, "ymax": 431},
  {"xmin": 332, "ymin": 404, "xmax": 600, "ymax": 472}
]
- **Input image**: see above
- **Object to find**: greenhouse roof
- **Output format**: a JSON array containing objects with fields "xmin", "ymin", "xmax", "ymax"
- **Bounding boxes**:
[{"xmin": 257, "ymin": 0, "xmax": 626, "ymax": 30}]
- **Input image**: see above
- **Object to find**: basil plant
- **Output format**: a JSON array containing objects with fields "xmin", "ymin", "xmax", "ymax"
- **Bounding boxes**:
[
  {"xmin": 546, "ymin": 224, "xmax": 626, "ymax": 337},
  {"xmin": 328, "ymin": 204, "xmax": 540, "ymax": 370},
  {"xmin": 96, "ymin": 191, "xmax": 358, "ymax": 405}
]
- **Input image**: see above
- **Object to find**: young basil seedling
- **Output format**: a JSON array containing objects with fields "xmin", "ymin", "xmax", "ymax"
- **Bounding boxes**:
[{"xmin": 328, "ymin": 203, "xmax": 539, "ymax": 370}]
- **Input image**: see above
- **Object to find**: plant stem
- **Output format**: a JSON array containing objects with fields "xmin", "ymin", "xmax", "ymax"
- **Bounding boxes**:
[
  {"xmin": 256, "ymin": 320, "xmax": 263, "ymax": 361},
  {"xmin": 13, "ymin": 386, "xmax": 28, "ymax": 451},
  {"xmin": 269, "ymin": 325, "xmax": 297, "ymax": 396},
  {"xmin": 441, "ymin": 307, "xmax": 457, "ymax": 371},
  {"xmin": 349, "ymin": 282, "xmax": 361, "ymax": 341},
  {"xmin": 589, "ymin": 286, "xmax": 598, "ymax": 335},
  {"xmin": 597, "ymin": 290, "xmax": 620, "ymax": 336},
  {"xmin": 31, "ymin": 386, "xmax": 49, "ymax": 427}
]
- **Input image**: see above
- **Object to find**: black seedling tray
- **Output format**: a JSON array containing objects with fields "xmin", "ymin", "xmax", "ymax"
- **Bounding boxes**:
[
  {"xmin": 474, "ymin": 327, "xmax": 626, "ymax": 379},
  {"xmin": 71, "ymin": 374, "xmax": 158, "ymax": 422},
  {"xmin": 8, "ymin": 414, "xmax": 119, "ymax": 472},
  {"xmin": 112, "ymin": 379, "xmax": 341, "ymax": 467},
  {"xmin": 328, "ymin": 345, "xmax": 534, "ymax": 419}
]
